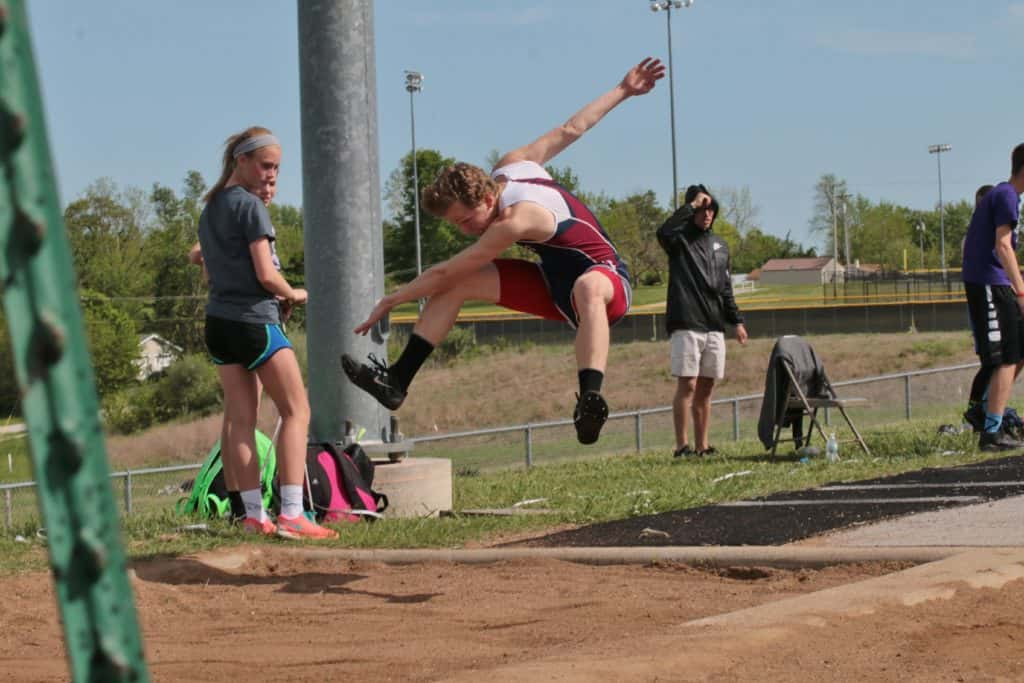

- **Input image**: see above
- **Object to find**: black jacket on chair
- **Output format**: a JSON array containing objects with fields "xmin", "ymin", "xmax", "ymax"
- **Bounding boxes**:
[{"xmin": 757, "ymin": 335, "xmax": 827, "ymax": 450}]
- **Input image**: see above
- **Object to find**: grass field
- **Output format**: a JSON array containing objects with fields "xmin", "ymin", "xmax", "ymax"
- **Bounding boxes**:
[
  {"xmin": 1, "ymin": 328, "xmax": 1008, "ymax": 576},
  {"xmin": 0, "ymin": 417, "xmax": 996, "ymax": 575}
]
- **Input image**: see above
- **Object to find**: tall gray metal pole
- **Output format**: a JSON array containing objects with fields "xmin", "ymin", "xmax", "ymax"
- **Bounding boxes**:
[
  {"xmin": 408, "ymin": 80, "xmax": 422, "ymax": 279},
  {"xmin": 831, "ymin": 187, "xmax": 839, "ymax": 297},
  {"xmin": 650, "ymin": 1, "xmax": 696, "ymax": 209},
  {"xmin": 917, "ymin": 220, "xmax": 925, "ymax": 269},
  {"xmin": 405, "ymin": 70, "xmax": 424, "ymax": 312},
  {"xmin": 840, "ymin": 193, "xmax": 850, "ymax": 275},
  {"xmin": 937, "ymin": 152, "xmax": 946, "ymax": 280},
  {"xmin": 298, "ymin": 0, "xmax": 386, "ymax": 443},
  {"xmin": 665, "ymin": 6, "xmax": 679, "ymax": 210},
  {"xmin": 929, "ymin": 143, "xmax": 951, "ymax": 283}
]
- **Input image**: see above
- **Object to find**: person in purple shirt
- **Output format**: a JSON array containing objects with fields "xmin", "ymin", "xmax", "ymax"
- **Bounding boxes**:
[{"xmin": 961, "ymin": 143, "xmax": 1024, "ymax": 450}]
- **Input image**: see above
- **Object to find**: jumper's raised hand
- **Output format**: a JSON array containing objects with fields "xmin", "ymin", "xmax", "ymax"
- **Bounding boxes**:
[
  {"xmin": 354, "ymin": 296, "xmax": 396, "ymax": 336},
  {"xmin": 620, "ymin": 58, "xmax": 665, "ymax": 97}
]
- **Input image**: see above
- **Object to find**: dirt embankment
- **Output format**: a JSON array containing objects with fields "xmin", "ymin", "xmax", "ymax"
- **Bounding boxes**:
[{"xmin": 107, "ymin": 331, "xmax": 976, "ymax": 468}]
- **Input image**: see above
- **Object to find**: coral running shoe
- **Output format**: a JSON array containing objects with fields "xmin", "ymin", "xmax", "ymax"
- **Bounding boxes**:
[
  {"xmin": 242, "ymin": 517, "xmax": 277, "ymax": 536},
  {"xmin": 276, "ymin": 515, "xmax": 338, "ymax": 540}
]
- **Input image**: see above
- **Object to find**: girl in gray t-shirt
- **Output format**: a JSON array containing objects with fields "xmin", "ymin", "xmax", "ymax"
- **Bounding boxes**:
[{"xmin": 198, "ymin": 126, "xmax": 336, "ymax": 541}]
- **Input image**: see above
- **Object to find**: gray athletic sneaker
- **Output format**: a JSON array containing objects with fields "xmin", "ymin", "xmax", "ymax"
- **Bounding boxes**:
[{"xmin": 978, "ymin": 429, "xmax": 1023, "ymax": 452}]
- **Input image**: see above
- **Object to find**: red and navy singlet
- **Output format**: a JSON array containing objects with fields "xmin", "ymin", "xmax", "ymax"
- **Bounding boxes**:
[{"xmin": 493, "ymin": 161, "xmax": 631, "ymax": 326}]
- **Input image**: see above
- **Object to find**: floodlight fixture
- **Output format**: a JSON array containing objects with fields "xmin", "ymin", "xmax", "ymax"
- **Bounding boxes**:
[{"xmin": 404, "ymin": 70, "xmax": 423, "ymax": 93}]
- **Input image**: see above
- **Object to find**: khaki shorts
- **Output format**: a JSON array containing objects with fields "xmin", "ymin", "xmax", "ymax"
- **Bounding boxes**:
[{"xmin": 670, "ymin": 330, "xmax": 726, "ymax": 379}]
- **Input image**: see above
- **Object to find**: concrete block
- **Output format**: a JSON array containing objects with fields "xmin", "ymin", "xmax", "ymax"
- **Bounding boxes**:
[{"xmin": 372, "ymin": 457, "xmax": 452, "ymax": 518}]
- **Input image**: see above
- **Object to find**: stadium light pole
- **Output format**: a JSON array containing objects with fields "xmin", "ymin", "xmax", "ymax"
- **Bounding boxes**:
[
  {"xmin": 831, "ymin": 187, "xmax": 839, "ymax": 298},
  {"xmin": 916, "ymin": 219, "xmax": 926, "ymax": 270},
  {"xmin": 649, "ymin": 0, "xmax": 695, "ymax": 211},
  {"xmin": 928, "ymin": 143, "xmax": 951, "ymax": 283},
  {"xmin": 405, "ymin": 70, "xmax": 424, "ymax": 311},
  {"xmin": 838, "ymin": 192, "xmax": 851, "ymax": 277}
]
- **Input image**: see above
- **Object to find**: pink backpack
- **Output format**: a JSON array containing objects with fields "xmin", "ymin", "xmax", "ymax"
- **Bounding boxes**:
[{"xmin": 306, "ymin": 442, "xmax": 388, "ymax": 522}]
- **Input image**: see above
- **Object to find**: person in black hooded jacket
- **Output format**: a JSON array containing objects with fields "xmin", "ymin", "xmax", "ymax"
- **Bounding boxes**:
[{"xmin": 657, "ymin": 184, "xmax": 747, "ymax": 458}]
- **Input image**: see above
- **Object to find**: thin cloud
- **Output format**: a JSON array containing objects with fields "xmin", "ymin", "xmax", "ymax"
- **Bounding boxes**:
[
  {"xmin": 1010, "ymin": 4, "xmax": 1024, "ymax": 18},
  {"xmin": 816, "ymin": 29, "xmax": 976, "ymax": 60},
  {"xmin": 409, "ymin": 7, "xmax": 552, "ymax": 28}
]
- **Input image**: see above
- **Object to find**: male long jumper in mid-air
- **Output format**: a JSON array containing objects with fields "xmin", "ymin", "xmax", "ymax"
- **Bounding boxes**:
[{"xmin": 343, "ymin": 58, "xmax": 665, "ymax": 445}]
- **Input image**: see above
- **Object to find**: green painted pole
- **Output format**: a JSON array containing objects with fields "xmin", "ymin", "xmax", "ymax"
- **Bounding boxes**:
[{"xmin": 0, "ymin": 2, "xmax": 149, "ymax": 680}]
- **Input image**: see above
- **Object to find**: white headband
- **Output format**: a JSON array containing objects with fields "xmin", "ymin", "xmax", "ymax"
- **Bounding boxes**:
[{"xmin": 233, "ymin": 134, "xmax": 280, "ymax": 159}]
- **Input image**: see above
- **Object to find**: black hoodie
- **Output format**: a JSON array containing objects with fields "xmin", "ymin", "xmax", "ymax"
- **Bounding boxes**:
[{"xmin": 656, "ymin": 186, "xmax": 744, "ymax": 334}]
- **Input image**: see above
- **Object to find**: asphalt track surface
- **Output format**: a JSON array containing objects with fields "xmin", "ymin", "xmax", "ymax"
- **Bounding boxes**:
[{"xmin": 524, "ymin": 454, "xmax": 1024, "ymax": 548}]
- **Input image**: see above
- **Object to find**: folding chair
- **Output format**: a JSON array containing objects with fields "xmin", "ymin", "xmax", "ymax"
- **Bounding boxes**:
[{"xmin": 764, "ymin": 337, "xmax": 871, "ymax": 459}]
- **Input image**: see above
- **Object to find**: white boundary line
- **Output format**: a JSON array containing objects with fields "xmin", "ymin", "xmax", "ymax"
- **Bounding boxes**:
[
  {"xmin": 720, "ymin": 496, "xmax": 983, "ymax": 506},
  {"xmin": 819, "ymin": 482, "xmax": 1024, "ymax": 490}
]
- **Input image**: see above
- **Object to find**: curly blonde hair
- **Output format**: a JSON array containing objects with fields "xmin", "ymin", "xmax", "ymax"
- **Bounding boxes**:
[{"xmin": 422, "ymin": 162, "xmax": 500, "ymax": 216}]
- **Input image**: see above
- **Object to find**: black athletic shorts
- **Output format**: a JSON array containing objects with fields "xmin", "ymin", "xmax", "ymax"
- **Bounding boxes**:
[
  {"xmin": 965, "ymin": 283, "xmax": 1024, "ymax": 367},
  {"xmin": 204, "ymin": 315, "xmax": 293, "ymax": 370}
]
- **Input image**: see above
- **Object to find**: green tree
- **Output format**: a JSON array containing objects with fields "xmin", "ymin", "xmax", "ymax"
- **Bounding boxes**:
[
  {"xmin": 934, "ymin": 198, "xmax": 973, "ymax": 270},
  {"xmin": 268, "ymin": 201, "xmax": 306, "ymax": 327},
  {"xmin": 810, "ymin": 173, "xmax": 850, "ymax": 257},
  {"xmin": 599, "ymin": 191, "xmax": 669, "ymax": 286},
  {"xmin": 545, "ymin": 164, "xmax": 581, "ymax": 194},
  {"xmin": 717, "ymin": 185, "xmax": 761, "ymax": 236},
  {"xmin": 383, "ymin": 148, "xmax": 469, "ymax": 283},
  {"xmin": 144, "ymin": 171, "xmax": 229, "ymax": 349},
  {"xmin": 732, "ymin": 228, "xmax": 815, "ymax": 274},
  {"xmin": 845, "ymin": 200, "xmax": 916, "ymax": 270},
  {"xmin": 0, "ymin": 314, "xmax": 19, "ymax": 416},
  {"xmin": 837, "ymin": 193, "xmax": 974, "ymax": 271},
  {"xmin": 80, "ymin": 289, "xmax": 140, "ymax": 396},
  {"xmin": 64, "ymin": 179, "xmax": 152, "ymax": 297}
]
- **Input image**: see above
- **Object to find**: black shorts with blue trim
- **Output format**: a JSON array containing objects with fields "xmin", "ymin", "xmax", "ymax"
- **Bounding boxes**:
[
  {"xmin": 204, "ymin": 315, "xmax": 293, "ymax": 370},
  {"xmin": 965, "ymin": 283, "xmax": 1024, "ymax": 367}
]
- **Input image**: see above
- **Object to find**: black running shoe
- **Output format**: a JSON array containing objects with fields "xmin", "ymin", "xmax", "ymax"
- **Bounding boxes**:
[
  {"xmin": 697, "ymin": 446, "xmax": 718, "ymax": 457},
  {"xmin": 962, "ymin": 404, "xmax": 985, "ymax": 433},
  {"xmin": 978, "ymin": 429, "xmax": 1023, "ymax": 452},
  {"xmin": 673, "ymin": 444, "xmax": 695, "ymax": 459},
  {"xmin": 340, "ymin": 353, "xmax": 406, "ymax": 411},
  {"xmin": 573, "ymin": 391, "xmax": 608, "ymax": 445}
]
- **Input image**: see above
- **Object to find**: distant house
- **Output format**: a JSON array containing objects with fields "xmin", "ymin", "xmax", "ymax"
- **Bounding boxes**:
[
  {"xmin": 846, "ymin": 260, "xmax": 882, "ymax": 278},
  {"xmin": 136, "ymin": 334, "xmax": 183, "ymax": 380},
  {"xmin": 759, "ymin": 257, "xmax": 842, "ymax": 286},
  {"xmin": 731, "ymin": 272, "xmax": 756, "ymax": 293}
]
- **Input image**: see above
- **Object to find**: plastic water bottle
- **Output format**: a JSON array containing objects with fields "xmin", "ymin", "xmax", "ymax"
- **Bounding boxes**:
[{"xmin": 825, "ymin": 432, "xmax": 840, "ymax": 463}]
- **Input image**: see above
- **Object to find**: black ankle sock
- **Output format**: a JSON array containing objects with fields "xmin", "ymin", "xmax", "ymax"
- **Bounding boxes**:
[
  {"xmin": 390, "ymin": 333, "xmax": 435, "ymax": 391},
  {"xmin": 578, "ymin": 368, "xmax": 604, "ymax": 395},
  {"xmin": 228, "ymin": 491, "xmax": 245, "ymax": 520}
]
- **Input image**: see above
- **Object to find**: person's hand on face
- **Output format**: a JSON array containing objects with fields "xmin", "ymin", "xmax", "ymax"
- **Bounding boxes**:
[{"xmin": 689, "ymin": 192, "xmax": 712, "ymax": 211}]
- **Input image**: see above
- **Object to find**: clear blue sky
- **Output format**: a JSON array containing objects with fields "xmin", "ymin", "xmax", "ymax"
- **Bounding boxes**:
[{"xmin": 26, "ymin": 1, "xmax": 1023, "ymax": 251}]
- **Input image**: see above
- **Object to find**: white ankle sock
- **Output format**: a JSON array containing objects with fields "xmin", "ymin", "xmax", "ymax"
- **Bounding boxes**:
[
  {"xmin": 280, "ymin": 484, "xmax": 304, "ymax": 519},
  {"xmin": 240, "ymin": 488, "xmax": 267, "ymax": 522}
]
